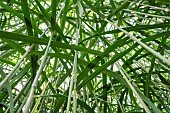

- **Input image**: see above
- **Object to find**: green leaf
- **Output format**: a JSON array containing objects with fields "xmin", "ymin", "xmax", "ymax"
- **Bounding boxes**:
[{"xmin": 0, "ymin": 31, "xmax": 106, "ymax": 56}]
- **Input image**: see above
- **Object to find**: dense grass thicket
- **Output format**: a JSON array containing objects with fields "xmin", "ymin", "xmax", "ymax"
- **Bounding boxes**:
[{"xmin": 0, "ymin": 0, "xmax": 170, "ymax": 113}]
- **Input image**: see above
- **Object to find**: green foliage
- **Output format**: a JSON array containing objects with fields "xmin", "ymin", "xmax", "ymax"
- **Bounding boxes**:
[{"xmin": 0, "ymin": 0, "xmax": 170, "ymax": 113}]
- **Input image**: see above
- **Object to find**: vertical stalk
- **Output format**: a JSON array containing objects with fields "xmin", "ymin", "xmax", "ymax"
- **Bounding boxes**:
[
  {"xmin": 83, "ymin": 87, "xmax": 87, "ymax": 113},
  {"xmin": 24, "ymin": 32, "xmax": 53, "ymax": 113},
  {"xmin": 66, "ymin": 1, "xmax": 82, "ymax": 112},
  {"xmin": 73, "ymin": 51, "xmax": 78, "ymax": 113},
  {"xmin": 66, "ymin": 25, "xmax": 79, "ymax": 113},
  {"xmin": 17, "ymin": 91, "xmax": 30, "ymax": 113},
  {"xmin": 66, "ymin": 75, "xmax": 74, "ymax": 113}
]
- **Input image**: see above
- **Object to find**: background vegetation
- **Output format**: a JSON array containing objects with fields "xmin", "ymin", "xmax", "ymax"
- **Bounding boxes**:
[{"xmin": 0, "ymin": 0, "xmax": 170, "ymax": 113}]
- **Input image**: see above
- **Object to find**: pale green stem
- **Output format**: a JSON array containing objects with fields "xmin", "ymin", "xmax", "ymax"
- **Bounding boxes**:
[
  {"xmin": 55, "ymin": 62, "xmax": 62, "ymax": 90},
  {"xmin": 124, "ymin": 9, "xmax": 170, "ymax": 20},
  {"xmin": 0, "ymin": 67, "xmax": 14, "ymax": 113},
  {"xmin": 24, "ymin": 32, "xmax": 53, "ymax": 113},
  {"xmin": 152, "ymin": 80, "xmax": 170, "ymax": 98},
  {"xmin": 105, "ymin": 19, "xmax": 170, "ymax": 66},
  {"xmin": 153, "ymin": 77, "xmax": 170, "ymax": 92},
  {"xmin": 83, "ymin": 87, "xmax": 87, "ymax": 113},
  {"xmin": 66, "ymin": 1, "xmax": 82, "ymax": 112},
  {"xmin": 66, "ymin": 52, "xmax": 78, "ymax": 113},
  {"xmin": 23, "ymin": 87, "xmax": 35, "ymax": 113},
  {"xmin": 115, "ymin": 62, "xmax": 151, "ymax": 113},
  {"xmin": 73, "ymin": 53, "xmax": 77, "ymax": 113},
  {"xmin": 116, "ymin": 61, "xmax": 162, "ymax": 113},
  {"xmin": 5, "ymin": 78, "xmax": 31, "ymax": 113},
  {"xmin": 133, "ymin": 32, "xmax": 170, "ymax": 57},
  {"xmin": 127, "ymin": 0, "xmax": 170, "ymax": 12},
  {"xmin": 17, "ymin": 92, "xmax": 29, "ymax": 113},
  {"xmin": 134, "ymin": 60, "xmax": 170, "ymax": 98},
  {"xmin": 31, "ymin": 82, "xmax": 49, "ymax": 113},
  {"xmin": 66, "ymin": 76, "xmax": 74, "ymax": 113},
  {"xmin": 0, "ymin": 44, "xmax": 34, "ymax": 91}
]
